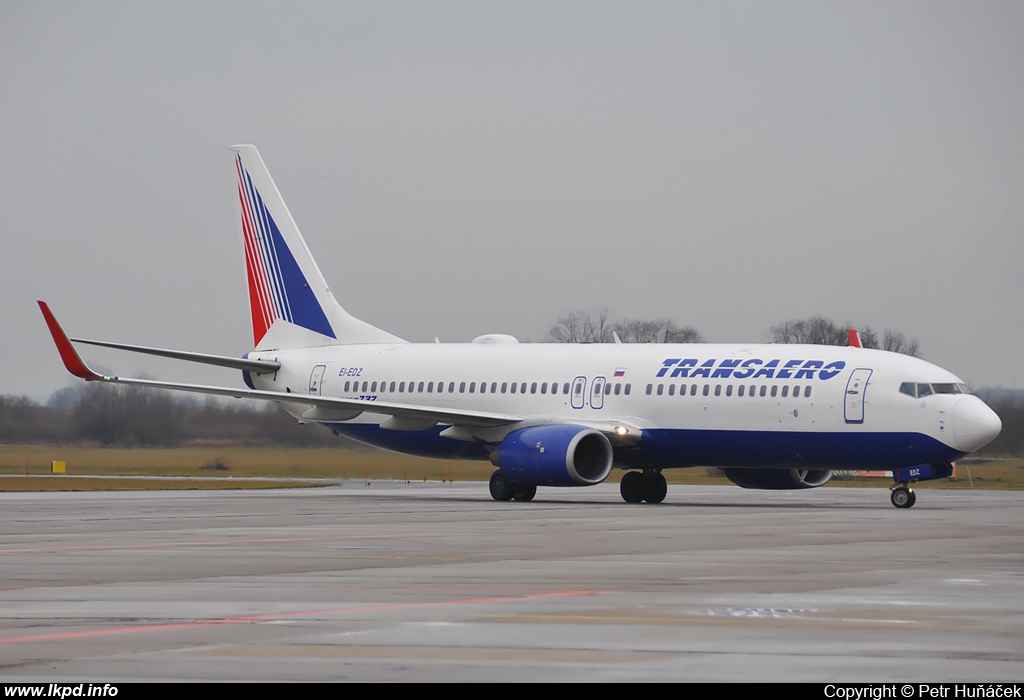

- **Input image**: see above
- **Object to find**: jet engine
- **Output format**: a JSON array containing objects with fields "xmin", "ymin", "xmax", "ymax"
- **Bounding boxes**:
[
  {"xmin": 722, "ymin": 468, "xmax": 833, "ymax": 490},
  {"xmin": 490, "ymin": 424, "xmax": 613, "ymax": 487}
]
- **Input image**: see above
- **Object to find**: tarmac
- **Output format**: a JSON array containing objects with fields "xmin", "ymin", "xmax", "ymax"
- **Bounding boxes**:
[{"xmin": 1, "ymin": 481, "xmax": 1022, "ymax": 682}]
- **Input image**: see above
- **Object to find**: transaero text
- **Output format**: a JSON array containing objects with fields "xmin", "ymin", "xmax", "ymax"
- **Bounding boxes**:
[{"xmin": 657, "ymin": 358, "xmax": 847, "ymax": 380}]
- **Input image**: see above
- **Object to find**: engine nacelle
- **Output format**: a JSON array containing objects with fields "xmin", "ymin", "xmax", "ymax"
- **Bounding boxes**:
[
  {"xmin": 722, "ymin": 468, "xmax": 833, "ymax": 490},
  {"xmin": 491, "ymin": 424, "xmax": 613, "ymax": 487}
]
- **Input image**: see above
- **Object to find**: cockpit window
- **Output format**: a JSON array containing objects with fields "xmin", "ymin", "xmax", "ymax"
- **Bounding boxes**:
[{"xmin": 901, "ymin": 382, "xmax": 973, "ymax": 398}]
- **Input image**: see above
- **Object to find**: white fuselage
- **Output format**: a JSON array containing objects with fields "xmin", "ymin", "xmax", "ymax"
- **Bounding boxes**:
[{"xmin": 248, "ymin": 341, "xmax": 991, "ymax": 471}]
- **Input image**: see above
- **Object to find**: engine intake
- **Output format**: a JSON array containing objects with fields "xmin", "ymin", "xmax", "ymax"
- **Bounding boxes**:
[
  {"xmin": 722, "ymin": 468, "xmax": 832, "ymax": 490},
  {"xmin": 491, "ymin": 425, "xmax": 613, "ymax": 487}
]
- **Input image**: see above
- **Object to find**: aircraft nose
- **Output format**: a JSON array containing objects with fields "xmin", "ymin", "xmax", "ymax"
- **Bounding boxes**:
[{"xmin": 952, "ymin": 396, "xmax": 1002, "ymax": 453}]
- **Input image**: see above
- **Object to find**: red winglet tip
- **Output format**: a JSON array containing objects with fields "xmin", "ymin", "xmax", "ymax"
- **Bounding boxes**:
[
  {"xmin": 847, "ymin": 328, "xmax": 862, "ymax": 348},
  {"xmin": 37, "ymin": 301, "xmax": 101, "ymax": 380}
]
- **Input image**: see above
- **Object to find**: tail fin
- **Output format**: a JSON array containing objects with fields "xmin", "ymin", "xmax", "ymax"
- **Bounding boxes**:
[{"xmin": 230, "ymin": 145, "xmax": 405, "ymax": 349}]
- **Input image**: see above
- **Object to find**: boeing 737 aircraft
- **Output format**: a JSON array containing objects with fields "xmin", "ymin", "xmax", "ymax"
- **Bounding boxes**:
[{"xmin": 39, "ymin": 145, "xmax": 1002, "ymax": 508}]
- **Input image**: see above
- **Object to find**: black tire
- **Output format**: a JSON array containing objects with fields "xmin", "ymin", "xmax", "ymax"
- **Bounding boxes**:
[
  {"xmin": 643, "ymin": 472, "xmax": 668, "ymax": 504},
  {"xmin": 907, "ymin": 490, "xmax": 917, "ymax": 508},
  {"xmin": 513, "ymin": 484, "xmax": 537, "ymax": 502},
  {"xmin": 891, "ymin": 486, "xmax": 913, "ymax": 509},
  {"xmin": 489, "ymin": 470, "xmax": 515, "ymax": 501},
  {"xmin": 620, "ymin": 471, "xmax": 645, "ymax": 503}
]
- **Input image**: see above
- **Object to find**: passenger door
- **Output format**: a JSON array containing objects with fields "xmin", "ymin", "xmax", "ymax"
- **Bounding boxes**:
[{"xmin": 844, "ymin": 368, "xmax": 872, "ymax": 423}]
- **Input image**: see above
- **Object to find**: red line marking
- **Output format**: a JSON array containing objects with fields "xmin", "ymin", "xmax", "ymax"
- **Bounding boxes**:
[{"xmin": 0, "ymin": 590, "xmax": 611, "ymax": 645}]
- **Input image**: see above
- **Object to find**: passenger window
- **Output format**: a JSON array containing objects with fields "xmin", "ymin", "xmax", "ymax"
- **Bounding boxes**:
[
  {"xmin": 770, "ymin": 386, "xmax": 778, "ymax": 397},
  {"xmin": 531, "ymin": 382, "xmax": 538, "ymax": 394},
  {"xmin": 760, "ymin": 385, "xmax": 767, "ymax": 397},
  {"xmin": 781, "ymin": 386, "xmax": 788, "ymax": 398},
  {"xmin": 511, "ymin": 382, "xmax": 517, "ymax": 394},
  {"xmin": 371, "ymin": 381, "xmax": 378, "ymax": 392},
  {"xmin": 448, "ymin": 382, "xmax": 455, "ymax": 393},
  {"xmin": 714, "ymin": 385, "xmax": 721, "ymax": 396},
  {"xmin": 624, "ymin": 384, "xmax": 631, "ymax": 395},
  {"xmin": 605, "ymin": 383, "xmax": 612, "ymax": 395},
  {"xmin": 656, "ymin": 384, "xmax": 663, "ymax": 396},
  {"xmin": 690, "ymin": 384, "xmax": 697, "ymax": 396},
  {"xmin": 726, "ymin": 385, "xmax": 733, "ymax": 397},
  {"xmin": 738, "ymin": 385, "xmax": 744, "ymax": 397},
  {"xmin": 427, "ymin": 382, "xmax": 434, "ymax": 393},
  {"xmin": 646, "ymin": 384, "xmax": 653, "ymax": 396},
  {"xmin": 702, "ymin": 384, "xmax": 709, "ymax": 397},
  {"xmin": 614, "ymin": 383, "xmax": 621, "ymax": 395},
  {"xmin": 418, "ymin": 381, "xmax": 424, "ymax": 392},
  {"xmin": 469, "ymin": 382, "xmax": 476, "ymax": 393},
  {"xmin": 541, "ymin": 382, "xmax": 547, "ymax": 394},
  {"xmin": 564, "ymin": 382, "xmax": 571, "ymax": 394},
  {"xmin": 668, "ymin": 384, "xmax": 675, "ymax": 396},
  {"xmin": 459, "ymin": 382, "xmax": 466, "ymax": 393},
  {"xmin": 792, "ymin": 385, "xmax": 800, "ymax": 398},
  {"xmin": 501, "ymin": 382, "xmax": 508, "ymax": 393},
  {"xmin": 805, "ymin": 386, "xmax": 812, "ymax": 398}
]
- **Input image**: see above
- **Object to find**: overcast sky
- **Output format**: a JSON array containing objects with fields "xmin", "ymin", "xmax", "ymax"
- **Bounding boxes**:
[{"xmin": 3, "ymin": 1, "xmax": 1022, "ymax": 400}]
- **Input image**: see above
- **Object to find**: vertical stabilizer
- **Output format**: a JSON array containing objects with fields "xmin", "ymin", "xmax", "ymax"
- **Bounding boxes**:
[{"xmin": 230, "ymin": 145, "xmax": 405, "ymax": 349}]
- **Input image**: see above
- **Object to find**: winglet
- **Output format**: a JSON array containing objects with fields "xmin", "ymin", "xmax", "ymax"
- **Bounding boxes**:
[
  {"xmin": 37, "ymin": 301, "xmax": 105, "ymax": 381},
  {"xmin": 847, "ymin": 328, "xmax": 863, "ymax": 348}
]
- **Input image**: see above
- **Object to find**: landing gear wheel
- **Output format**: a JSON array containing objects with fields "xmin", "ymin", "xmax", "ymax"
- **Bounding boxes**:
[
  {"xmin": 643, "ymin": 473, "xmax": 668, "ymax": 504},
  {"xmin": 620, "ymin": 471, "xmax": 645, "ymax": 503},
  {"xmin": 891, "ymin": 486, "xmax": 915, "ymax": 509},
  {"xmin": 513, "ymin": 484, "xmax": 537, "ymax": 502},
  {"xmin": 489, "ymin": 470, "xmax": 515, "ymax": 502}
]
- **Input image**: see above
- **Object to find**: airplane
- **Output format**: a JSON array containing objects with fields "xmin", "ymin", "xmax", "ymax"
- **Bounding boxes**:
[{"xmin": 39, "ymin": 145, "xmax": 1002, "ymax": 509}]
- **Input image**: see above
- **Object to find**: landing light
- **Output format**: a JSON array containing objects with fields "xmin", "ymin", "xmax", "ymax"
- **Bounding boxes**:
[{"xmin": 614, "ymin": 426, "xmax": 630, "ymax": 437}]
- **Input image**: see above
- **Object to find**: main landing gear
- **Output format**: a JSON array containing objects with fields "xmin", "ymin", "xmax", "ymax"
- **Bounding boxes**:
[
  {"xmin": 488, "ymin": 470, "xmax": 536, "ymax": 502},
  {"xmin": 619, "ymin": 469, "xmax": 667, "ymax": 504},
  {"xmin": 890, "ymin": 484, "xmax": 917, "ymax": 509}
]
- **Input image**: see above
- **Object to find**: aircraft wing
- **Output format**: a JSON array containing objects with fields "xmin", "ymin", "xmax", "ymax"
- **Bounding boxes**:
[{"xmin": 38, "ymin": 301, "xmax": 522, "ymax": 430}]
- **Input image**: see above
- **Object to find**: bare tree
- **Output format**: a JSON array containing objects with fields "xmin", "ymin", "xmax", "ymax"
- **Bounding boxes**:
[
  {"xmin": 548, "ymin": 310, "xmax": 702, "ymax": 344},
  {"xmin": 770, "ymin": 316, "xmax": 920, "ymax": 356},
  {"xmin": 881, "ymin": 330, "xmax": 920, "ymax": 357},
  {"xmin": 612, "ymin": 319, "xmax": 702, "ymax": 344},
  {"xmin": 769, "ymin": 316, "xmax": 847, "ymax": 346},
  {"xmin": 547, "ymin": 309, "xmax": 614, "ymax": 343}
]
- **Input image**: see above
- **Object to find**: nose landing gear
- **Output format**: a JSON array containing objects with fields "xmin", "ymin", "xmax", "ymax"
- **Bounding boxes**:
[
  {"xmin": 890, "ymin": 484, "xmax": 917, "ymax": 509},
  {"xmin": 888, "ymin": 463, "xmax": 954, "ymax": 509}
]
